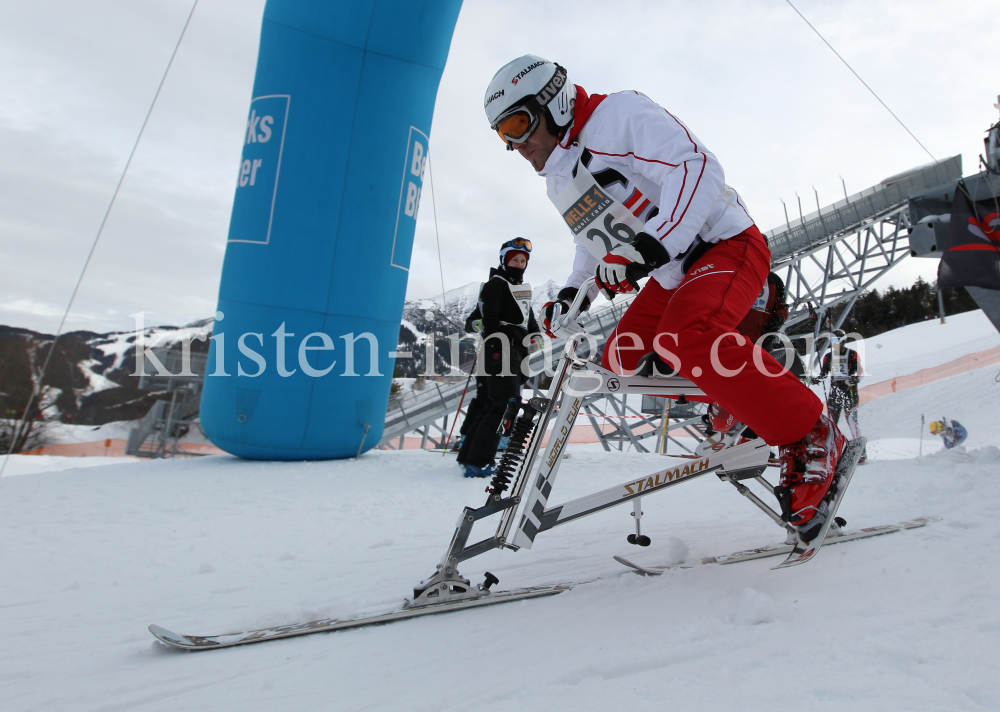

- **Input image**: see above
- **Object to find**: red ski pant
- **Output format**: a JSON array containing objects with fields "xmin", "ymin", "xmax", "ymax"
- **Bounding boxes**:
[{"xmin": 600, "ymin": 227, "xmax": 822, "ymax": 446}]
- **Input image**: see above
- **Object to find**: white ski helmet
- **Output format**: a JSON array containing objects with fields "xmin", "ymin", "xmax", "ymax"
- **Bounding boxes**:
[{"xmin": 484, "ymin": 55, "xmax": 574, "ymax": 149}]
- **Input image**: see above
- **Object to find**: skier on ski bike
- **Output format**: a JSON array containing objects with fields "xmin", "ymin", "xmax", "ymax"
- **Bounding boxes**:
[{"xmin": 484, "ymin": 56, "xmax": 846, "ymax": 541}]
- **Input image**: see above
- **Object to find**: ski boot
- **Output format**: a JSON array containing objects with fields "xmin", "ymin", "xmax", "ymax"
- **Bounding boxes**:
[
  {"xmin": 696, "ymin": 404, "xmax": 746, "ymax": 455},
  {"xmin": 773, "ymin": 413, "xmax": 847, "ymax": 542},
  {"xmin": 708, "ymin": 402, "xmax": 737, "ymax": 433}
]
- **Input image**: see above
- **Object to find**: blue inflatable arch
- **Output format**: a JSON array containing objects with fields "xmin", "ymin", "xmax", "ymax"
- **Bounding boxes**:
[{"xmin": 200, "ymin": 0, "xmax": 463, "ymax": 459}]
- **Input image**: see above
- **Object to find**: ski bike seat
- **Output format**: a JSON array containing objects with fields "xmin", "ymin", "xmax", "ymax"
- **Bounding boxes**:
[{"xmin": 634, "ymin": 351, "xmax": 680, "ymax": 378}]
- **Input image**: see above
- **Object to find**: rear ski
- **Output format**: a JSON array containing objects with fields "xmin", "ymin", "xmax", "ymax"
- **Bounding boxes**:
[{"xmin": 615, "ymin": 516, "xmax": 938, "ymax": 574}]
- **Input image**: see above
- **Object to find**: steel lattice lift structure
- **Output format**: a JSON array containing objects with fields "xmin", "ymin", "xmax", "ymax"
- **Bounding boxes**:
[{"xmin": 767, "ymin": 157, "xmax": 963, "ymax": 337}]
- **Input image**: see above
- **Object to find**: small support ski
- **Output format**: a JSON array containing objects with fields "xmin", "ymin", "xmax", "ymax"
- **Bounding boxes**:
[
  {"xmin": 615, "ymin": 516, "xmax": 939, "ymax": 575},
  {"xmin": 613, "ymin": 554, "xmax": 663, "ymax": 576}
]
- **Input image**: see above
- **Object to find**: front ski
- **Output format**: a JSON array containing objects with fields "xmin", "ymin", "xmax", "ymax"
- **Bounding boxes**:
[
  {"xmin": 773, "ymin": 437, "xmax": 867, "ymax": 569},
  {"xmin": 615, "ymin": 515, "xmax": 938, "ymax": 574},
  {"xmin": 150, "ymin": 583, "xmax": 571, "ymax": 651}
]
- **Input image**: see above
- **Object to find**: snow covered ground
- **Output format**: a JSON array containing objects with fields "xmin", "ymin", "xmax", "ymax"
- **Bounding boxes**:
[
  {"xmin": 43, "ymin": 420, "xmax": 136, "ymax": 445},
  {"xmin": 3, "ymin": 320, "xmax": 1000, "ymax": 711},
  {"xmin": 0, "ymin": 454, "xmax": 132, "ymax": 477},
  {"xmin": 844, "ymin": 309, "xmax": 1000, "ymax": 385}
]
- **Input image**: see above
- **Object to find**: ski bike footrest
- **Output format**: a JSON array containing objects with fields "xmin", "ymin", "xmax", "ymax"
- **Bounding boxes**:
[{"xmin": 718, "ymin": 465, "xmax": 769, "ymax": 481}]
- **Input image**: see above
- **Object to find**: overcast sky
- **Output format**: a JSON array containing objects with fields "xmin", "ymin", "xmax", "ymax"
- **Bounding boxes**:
[{"xmin": 1, "ymin": 0, "xmax": 997, "ymax": 335}]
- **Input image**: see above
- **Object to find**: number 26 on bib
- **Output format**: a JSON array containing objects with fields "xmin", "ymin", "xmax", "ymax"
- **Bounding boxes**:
[{"xmin": 547, "ymin": 159, "xmax": 647, "ymax": 261}]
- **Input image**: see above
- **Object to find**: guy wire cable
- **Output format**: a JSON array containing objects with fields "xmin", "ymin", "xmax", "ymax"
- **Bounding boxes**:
[
  {"xmin": 424, "ymin": 153, "xmax": 465, "ymax": 333},
  {"xmin": 785, "ymin": 0, "xmax": 937, "ymax": 163},
  {"xmin": 0, "ymin": 0, "xmax": 199, "ymax": 479},
  {"xmin": 426, "ymin": 152, "xmax": 449, "ymax": 313}
]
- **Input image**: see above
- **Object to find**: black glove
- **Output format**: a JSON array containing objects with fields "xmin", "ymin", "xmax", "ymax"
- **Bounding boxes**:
[{"xmin": 543, "ymin": 287, "xmax": 591, "ymax": 337}]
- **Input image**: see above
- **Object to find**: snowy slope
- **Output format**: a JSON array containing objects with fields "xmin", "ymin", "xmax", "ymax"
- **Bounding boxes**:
[
  {"xmin": 90, "ymin": 319, "xmax": 215, "ymax": 372},
  {"xmin": 3, "ymin": 334, "xmax": 1000, "ymax": 710},
  {"xmin": 848, "ymin": 309, "xmax": 1000, "ymax": 385},
  {"xmin": 0, "ymin": 454, "xmax": 132, "ymax": 477}
]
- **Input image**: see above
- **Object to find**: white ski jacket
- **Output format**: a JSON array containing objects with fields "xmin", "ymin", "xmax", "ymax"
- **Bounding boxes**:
[{"xmin": 540, "ymin": 89, "xmax": 755, "ymax": 295}]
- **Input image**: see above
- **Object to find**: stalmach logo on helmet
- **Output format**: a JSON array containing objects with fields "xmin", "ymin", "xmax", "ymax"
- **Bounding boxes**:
[
  {"xmin": 485, "ymin": 89, "xmax": 504, "ymax": 108},
  {"xmin": 511, "ymin": 61, "xmax": 546, "ymax": 85}
]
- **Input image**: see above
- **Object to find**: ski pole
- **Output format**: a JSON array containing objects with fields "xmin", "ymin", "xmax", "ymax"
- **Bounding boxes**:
[
  {"xmin": 814, "ymin": 372, "xmax": 828, "ymax": 416},
  {"xmin": 919, "ymin": 414, "xmax": 924, "ymax": 456},
  {"xmin": 444, "ymin": 352, "xmax": 477, "ymax": 456}
]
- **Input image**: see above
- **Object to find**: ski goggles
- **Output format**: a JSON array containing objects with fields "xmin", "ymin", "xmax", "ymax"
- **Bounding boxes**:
[
  {"xmin": 492, "ymin": 107, "xmax": 539, "ymax": 147},
  {"xmin": 501, "ymin": 237, "xmax": 532, "ymax": 253}
]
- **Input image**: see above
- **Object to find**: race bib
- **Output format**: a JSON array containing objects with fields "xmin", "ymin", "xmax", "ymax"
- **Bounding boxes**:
[
  {"xmin": 547, "ymin": 159, "xmax": 647, "ymax": 261},
  {"xmin": 486, "ymin": 279, "xmax": 532, "ymax": 329},
  {"xmin": 831, "ymin": 354, "xmax": 849, "ymax": 381},
  {"xmin": 508, "ymin": 282, "xmax": 533, "ymax": 329}
]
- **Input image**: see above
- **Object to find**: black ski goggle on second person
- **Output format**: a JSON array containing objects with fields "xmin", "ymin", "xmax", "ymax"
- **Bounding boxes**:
[{"xmin": 501, "ymin": 237, "xmax": 532, "ymax": 253}]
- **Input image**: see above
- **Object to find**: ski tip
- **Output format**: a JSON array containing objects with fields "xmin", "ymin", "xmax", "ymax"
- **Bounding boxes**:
[
  {"xmin": 771, "ymin": 546, "xmax": 817, "ymax": 569},
  {"xmin": 613, "ymin": 555, "xmax": 663, "ymax": 576},
  {"xmin": 613, "ymin": 554, "xmax": 641, "ymax": 571},
  {"xmin": 902, "ymin": 516, "xmax": 941, "ymax": 528},
  {"xmin": 149, "ymin": 624, "xmax": 199, "ymax": 649}
]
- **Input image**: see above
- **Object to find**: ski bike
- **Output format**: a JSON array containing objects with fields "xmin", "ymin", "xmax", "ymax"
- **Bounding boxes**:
[
  {"xmin": 150, "ymin": 278, "xmax": 883, "ymax": 650},
  {"xmin": 406, "ymin": 277, "xmax": 867, "ymax": 606}
]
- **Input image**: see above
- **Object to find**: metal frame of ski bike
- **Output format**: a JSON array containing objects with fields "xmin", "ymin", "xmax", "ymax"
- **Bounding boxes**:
[{"xmin": 408, "ymin": 278, "xmax": 799, "ymax": 609}]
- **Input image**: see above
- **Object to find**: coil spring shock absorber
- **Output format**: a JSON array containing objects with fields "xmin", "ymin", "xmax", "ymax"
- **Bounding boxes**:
[{"xmin": 487, "ymin": 398, "xmax": 539, "ymax": 495}]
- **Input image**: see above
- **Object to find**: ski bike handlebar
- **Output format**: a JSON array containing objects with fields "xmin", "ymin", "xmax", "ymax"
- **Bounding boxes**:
[
  {"xmin": 549, "ymin": 277, "xmax": 598, "ymax": 336},
  {"xmin": 567, "ymin": 276, "xmax": 598, "ymax": 319}
]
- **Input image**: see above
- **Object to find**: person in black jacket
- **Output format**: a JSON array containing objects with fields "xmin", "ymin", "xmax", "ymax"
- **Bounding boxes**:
[
  {"xmin": 457, "ymin": 238, "xmax": 541, "ymax": 477},
  {"xmin": 813, "ymin": 329, "xmax": 865, "ymax": 461}
]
